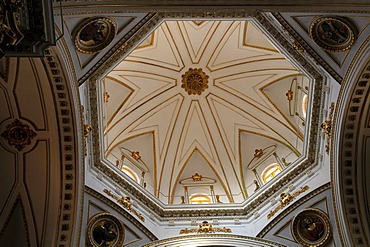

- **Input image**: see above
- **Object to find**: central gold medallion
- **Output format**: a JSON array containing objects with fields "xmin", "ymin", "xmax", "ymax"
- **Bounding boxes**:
[{"xmin": 181, "ymin": 68, "xmax": 209, "ymax": 95}]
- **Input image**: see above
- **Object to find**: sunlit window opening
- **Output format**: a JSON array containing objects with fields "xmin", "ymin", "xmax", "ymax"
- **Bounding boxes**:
[
  {"xmin": 189, "ymin": 194, "xmax": 211, "ymax": 204},
  {"xmin": 261, "ymin": 164, "xmax": 282, "ymax": 184},
  {"xmin": 302, "ymin": 94, "xmax": 308, "ymax": 118},
  {"xmin": 122, "ymin": 166, "xmax": 139, "ymax": 182}
]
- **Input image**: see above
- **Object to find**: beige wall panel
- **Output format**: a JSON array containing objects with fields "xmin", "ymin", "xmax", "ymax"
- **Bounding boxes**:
[
  {"xmin": 0, "ymin": 88, "xmax": 11, "ymax": 124},
  {"xmin": 24, "ymin": 140, "xmax": 48, "ymax": 244},
  {"xmin": 0, "ymin": 148, "xmax": 16, "ymax": 214},
  {"xmin": 14, "ymin": 59, "xmax": 46, "ymax": 130}
]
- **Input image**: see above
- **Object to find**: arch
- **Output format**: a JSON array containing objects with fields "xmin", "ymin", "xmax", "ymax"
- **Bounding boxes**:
[
  {"xmin": 261, "ymin": 163, "xmax": 282, "ymax": 184},
  {"xmin": 0, "ymin": 48, "xmax": 84, "ymax": 246},
  {"xmin": 189, "ymin": 194, "xmax": 211, "ymax": 204},
  {"xmin": 122, "ymin": 166, "xmax": 139, "ymax": 183},
  {"xmin": 332, "ymin": 42, "xmax": 370, "ymax": 246},
  {"xmin": 143, "ymin": 234, "xmax": 286, "ymax": 247}
]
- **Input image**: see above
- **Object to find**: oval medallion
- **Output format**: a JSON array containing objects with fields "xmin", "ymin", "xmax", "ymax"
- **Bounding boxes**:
[
  {"xmin": 309, "ymin": 16, "xmax": 357, "ymax": 52},
  {"xmin": 291, "ymin": 208, "xmax": 331, "ymax": 247},
  {"xmin": 74, "ymin": 17, "xmax": 117, "ymax": 54},
  {"xmin": 87, "ymin": 213, "xmax": 124, "ymax": 247}
]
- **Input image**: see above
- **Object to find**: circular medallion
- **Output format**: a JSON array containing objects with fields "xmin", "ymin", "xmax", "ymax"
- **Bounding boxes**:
[
  {"xmin": 87, "ymin": 213, "xmax": 125, "ymax": 247},
  {"xmin": 291, "ymin": 208, "xmax": 331, "ymax": 247},
  {"xmin": 1, "ymin": 119, "xmax": 37, "ymax": 151},
  {"xmin": 181, "ymin": 68, "xmax": 209, "ymax": 95},
  {"xmin": 74, "ymin": 17, "xmax": 117, "ymax": 54},
  {"xmin": 309, "ymin": 16, "xmax": 357, "ymax": 52}
]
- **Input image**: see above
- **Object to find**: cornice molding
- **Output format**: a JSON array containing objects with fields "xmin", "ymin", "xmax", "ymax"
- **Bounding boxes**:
[
  {"xmin": 85, "ymin": 186, "xmax": 158, "ymax": 241},
  {"xmin": 257, "ymin": 182, "xmax": 331, "ymax": 238}
]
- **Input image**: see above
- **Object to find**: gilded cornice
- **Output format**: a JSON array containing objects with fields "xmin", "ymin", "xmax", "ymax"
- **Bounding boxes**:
[
  {"xmin": 257, "ymin": 182, "xmax": 331, "ymax": 238},
  {"xmin": 85, "ymin": 186, "xmax": 158, "ymax": 241},
  {"xmin": 143, "ymin": 233, "xmax": 286, "ymax": 247},
  {"xmin": 272, "ymin": 13, "xmax": 343, "ymax": 83},
  {"xmin": 87, "ymin": 10, "xmax": 324, "ymax": 220}
]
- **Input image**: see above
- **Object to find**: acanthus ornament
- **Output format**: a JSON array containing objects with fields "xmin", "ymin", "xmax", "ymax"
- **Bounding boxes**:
[
  {"xmin": 103, "ymin": 189, "xmax": 145, "ymax": 222},
  {"xmin": 321, "ymin": 102, "xmax": 335, "ymax": 154},
  {"xmin": 267, "ymin": 186, "xmax": 309, "ymax": 219},
  {"xmin": 179, "ymin": 221, "xmax": 232, "ymax": 234}
]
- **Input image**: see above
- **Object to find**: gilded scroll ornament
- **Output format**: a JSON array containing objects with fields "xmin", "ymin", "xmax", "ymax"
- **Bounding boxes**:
[
  {"xmin": 74, "ymin": 17, "xmax": 117, "ymax": 54},
  {"xmin": 103, "ymin": 189, "xmax": 145, "ymax": 222},
  {"xmin": 291, "ymin": 208, "xmax": 331, "ymax": 247},
  {"xmin": 254, "ymin": 149, "xmax": 264, "ymax": 158},
  {"xmin": 179, "ymin": 221, "xmax": 232, "ymax": 234},
  {"xmin": 321, "ymin": 102, "xmax": 335, "ymax": 154},
  {"xmin": 1, "ymin": 119, "xmax": 36, "ymax": 151},
  {"xmin": 309, "ymin": 16, "xmax": 357, "ymax": 52},
  {"xmin": 267, "ymin": 186, "xmax": 309, "ymax": 219},
  {"xmin": 181, "ymin": 68, "xmax": 209, "ymax": 95},
  {"xmin": 84, "ymin": 124, "xmax": 92, "ymax": 138},
  {"xmin": 87, "ymin": 213, "xmax": 125, "ymax": 247}
]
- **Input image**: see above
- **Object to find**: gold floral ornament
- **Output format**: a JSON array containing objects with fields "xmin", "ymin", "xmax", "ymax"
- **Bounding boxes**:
[
  {"xmin": 84, "ymin": 124, "xmax": 92, "ymax": 138},
  {"xmin": 1, "ymin": 119, "xmax": 36, "ymax": 151},
  {"xmin": 321, "ymin": 102, "xmax": 335, "ymax": 154},
  {"xmin": 191, "ymin": 173, "xmax": 202, "ymax": 181},
  {"xmin": 254, "ymin": 149, "xmax": 264, "ymax": 158},
  {"xmin": 103, "ymin": 189, "xmax": 144, "ymax": 222},
  {"xmin": 286, "ymin": 89, "xmax": 294, "ymax": 101},
  {"xmin": 179, "ymin": 221, "xmax": 232, "ymax": 234},
  {"xmin": 181, "ymin": 68, "xmax": 209, "ymax": 95},
  {"xmin": 267, "ymin": 186, "xmax": 309, "ymax": 219}
]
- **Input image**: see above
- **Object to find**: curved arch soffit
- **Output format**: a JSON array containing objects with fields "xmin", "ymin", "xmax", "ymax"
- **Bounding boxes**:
[
  {"xmin": 143, "ymin": 234, "xmax": 285, "ymax": 247},
  {"xmin": 332, "ymin": 41, "xmax": 370, "ymax": 246}
]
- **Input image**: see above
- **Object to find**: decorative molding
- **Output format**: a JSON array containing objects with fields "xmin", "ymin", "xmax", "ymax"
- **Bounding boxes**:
[
  {"xmin": 272, "ymin": 13, "xmax": 342, "ymax": 83},
  {"xmin": 267, "ymin": 186, "xmax": 310, "ymax": 219},
  {"xmin": 103, "ymin": 189, "xmax": 145, "ymax": 222},
  {"xmin": 143, "ymin": 233, "xmax": 286, "ymax": 247},
  {"xmin": 85, "ymin": 186, "xmax": 157, "ymax": 241},
  {"xmin": 1, "ymin": 119, "xmax": 37, "ymax": 151},
  {"xmin": 332, "ymin": 49, "xmax": 370, "ymax": 246},
  {"xmin": 87, "ymin": 212, "xmax": 125, "ymax": 247},
  {"xmin": 41, "ymin": 48, "xmax": 81, "ymax": 246},
  {"xmin": 291, "ymin": 208, "xmax": 332, "ymax": 247},
  {"xmin": 179, "ymin": 221, "xmax": 232, "ymax": 234},
  {"xmin": 321, "ymin": 102, "xmax": 335, "ymax": 154},
  {"xmin": 257, "ymin": 183, "xmax": 331, "ymax": 238},
  {"xmin": 79, "ymin": 13, "xmax": 157, "ymax": 84},
  {"xmin": 84, "ymin": 124, "xmax": 93, "ymax": 138}
]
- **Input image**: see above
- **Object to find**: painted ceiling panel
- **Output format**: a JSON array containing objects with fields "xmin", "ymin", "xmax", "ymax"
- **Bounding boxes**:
[{"xmin": 101, "ymin": 20, "xmax": 307, "ymax": 204}]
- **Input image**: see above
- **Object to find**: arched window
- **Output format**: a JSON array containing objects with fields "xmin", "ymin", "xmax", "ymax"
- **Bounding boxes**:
[
  {"xmin": 302, "ymin": 94, "xmax": 308, "ymax": 118},
  {"xmin": 189, "ymin": 194, "xmax": 211, "ymax": 204},
  {"xmin": 122, "ymin": 166, "xmax": 139, "ymax": 182},
  {"xmin": 261, "ymin": 163, "xmax": 282, "ymax": 184}
]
